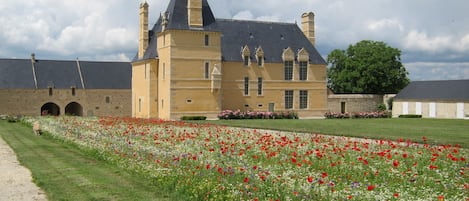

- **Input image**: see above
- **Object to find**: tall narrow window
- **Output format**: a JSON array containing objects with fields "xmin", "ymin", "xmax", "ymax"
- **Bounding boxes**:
[
  {"xmin": 285, "ymin": 90, "xmax": 293, "ymax": 109},
  {"xmin": 299, "ymin": 61, "xmax": 308, "ymax": 80},
  {"xmin": 162, "ymin": 63, "xmax": 166, "ymax": 80},
  {"xmin": 244, "ymin": 56, "xmax": 250, "ymax": 66},
  {"xmin": 105, "ymin": 96, "xmax": 110, "ymax": 104},
  {"xmin": 138, "ymin": 98, "xmax": 142, "ymax": 113},
  {"xmin": 284, "ymin": 61, "xmax": 293, "ymax": 80},
  {"xmin": 257, "ymin": 77, "xmax": 263, "ymax": 96},
  {"xmin": 204, "ymin": 34, "xmax": 209, "ymax": 46},
  {"xmin": 257, "ymin": 56, "xmax": 263, "ymax": 66},
  {"xmin": 71, "ymin": 87, "xmax": 76, "ymax": 96},
  {"xmin": 300, "ymin": 90, "xmax": 308, "ymax": 109},
  {"xmin": 244, "ymin": 77, "xmax": 249, "ymax": 96},
  {"xmin": 48, "ymin": 87, "xmax": 53, "ymax": 96},
  {"xmin": 144, "ymin": 64, "xmax": 147, "ymax": 80},
  {"xmin": 204, "ymin": 62, "xmax": 210, "ymax": 79}
]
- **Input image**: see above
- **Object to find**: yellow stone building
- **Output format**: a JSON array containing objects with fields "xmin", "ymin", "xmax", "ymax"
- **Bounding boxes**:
[{"xmin": 132, "ymin": 0, "xmax": 328, "ymax": 120}]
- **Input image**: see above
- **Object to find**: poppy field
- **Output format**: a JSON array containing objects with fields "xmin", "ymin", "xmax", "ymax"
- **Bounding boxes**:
[{"xmin": 30, "ymin": 116, "xmax": 468, "ymax": 200}]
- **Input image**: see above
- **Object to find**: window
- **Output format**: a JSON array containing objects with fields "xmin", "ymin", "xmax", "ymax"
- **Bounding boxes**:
[
  {"xmin": 138, "ymin": 98, "xmax": 142, "ymax": 113},
  {"xmin": 48, "ymin": 87, "xmax": 53, "ymax": 96},
  {"xmin": 71, "ymin": 87, "xmax": 76, "ymax": 96},
  {"xmin": 204, "ymin": 62, "xmax": 210, "ymax": 79},
  {"xmin": 300, "ymin": 90, "xmax": 308, "ymax": 109},
  {"xmin": 299, "ymin": 61, "xmax": 308, "ymax": 80},
  {"xmin": 285, "ymin": 90, "xmax": 293, "ymax": 109},
  {"xmin": 204, "ymin": 34, "xmax": 209, "ymax": 46},
  {"xmin": 257, "ymin": 77, "xmax": 263, "ymax": 96},
  {"xmin": 284, "ymin": 61, "xmax": 293, "ymax": 80},
  {"xmin": 162, "ymin": 63, "xmax": 166, "ymax": 80},
  {"xmin": 244, "ymin": 77, "xmax": 249, "ymax": 96},
  {"xmin": 244, "ymin": 56, "xmax": 250, "ymax": 66},
  {"xmin": 257, "ymin": 56, "xmax": 263, "ymax": 66},
  {"xmin": 144, "ymin": 64, "xmax": 147, "ymax": 80},
  {"xmin": 105, "ymin": 96, "xmax": 110, "ymax": 104}
]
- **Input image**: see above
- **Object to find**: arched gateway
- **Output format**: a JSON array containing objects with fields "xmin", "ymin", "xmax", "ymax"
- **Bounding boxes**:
[
  {"xmin": 41, "ymin": 102, "xmax": 60, "ymax": 116},
  {"xmin": 65, "ymin": 102, "xmax": 83, "ymax": 116}
]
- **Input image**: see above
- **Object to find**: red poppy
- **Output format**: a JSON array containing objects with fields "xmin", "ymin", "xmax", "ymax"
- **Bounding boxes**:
[
  {"xmin": 367, "ymin": 185, "xmax": 375, "ymax": 191},
  {"xmin": 244, "ymin": 177, "xmax": 249, "ymax": 183},
  {"xmin": 393, "ymin": 160, "xmax": 400, "ymax": 168},
  {"xmin": 307, "ymin": 176, "xmax": 313, "ymax": 183},
  {"xmin": 321, "ymin": 172, "xmax": 328, "ymax": 178}
]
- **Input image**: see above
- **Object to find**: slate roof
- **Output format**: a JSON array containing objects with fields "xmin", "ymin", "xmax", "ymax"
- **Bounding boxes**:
[
  {"xmin": 394, "ymin": 80, "xmax": 469, "ymax": 101},
  {"xmin": 0, "ymin": 58, "xmax": 131, "ymax": 89},
  {"xmin": 136, "ymin": 0, "xmax": 326, "ymax": 64}
]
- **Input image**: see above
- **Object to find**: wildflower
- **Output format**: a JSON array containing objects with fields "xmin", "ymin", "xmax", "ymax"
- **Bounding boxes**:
[
  {"xmin": 437, "ymin": 195, "xmax": 444, "ymax": 201},
  {"xmin": 307, "ymin": 176, "xmax": 313, "ymax": 183},
  {"xmin": 367, "ymin": 185, "xmax": 375, "ymax": 191},
  {"xmin": 393, "ymin": 160, "xmax": 400, "ymax": 168},
  {"xmin": 244, "ymin": 177, "xmax": 249, "ymax": 183}
]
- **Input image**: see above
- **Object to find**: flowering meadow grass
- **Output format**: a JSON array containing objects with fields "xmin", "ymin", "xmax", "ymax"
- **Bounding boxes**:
[{"xmin": 29, "ymin": 116, "xmax": 468, "ymax": 201}]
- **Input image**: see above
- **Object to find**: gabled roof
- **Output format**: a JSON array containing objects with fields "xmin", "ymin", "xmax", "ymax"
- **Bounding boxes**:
[
  {"xmin": 136, "ymin": 0, "xmax": 326, "ymax": 64},
  {"xmin": 394, "ymin": 80, "xmax": 469, "ymax": 101},
  {"xmin": 0, "ymin": 58, "xmax": 131, "ymax": 89},
  {"xmin": 0, "ymin": 59, "xmax": 36, "ymax": 88}
]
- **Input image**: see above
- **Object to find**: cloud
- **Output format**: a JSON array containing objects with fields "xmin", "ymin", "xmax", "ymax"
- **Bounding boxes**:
[{"xmin": 405, "ymin": 62, "xmax": 469, "ymax": 81}]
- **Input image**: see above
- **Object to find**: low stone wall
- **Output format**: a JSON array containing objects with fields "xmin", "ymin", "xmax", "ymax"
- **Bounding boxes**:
[{"xmin": 328, "ymin": 94, "xmax": 385, "ymax": 113}]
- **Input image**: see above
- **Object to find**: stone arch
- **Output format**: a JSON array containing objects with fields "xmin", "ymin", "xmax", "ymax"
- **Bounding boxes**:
[
  {"xmin": 41, "ymin": 102, "xmax": 60, "ymax": 116},
  {"xmin": 65, "ymin": 102, "xmax": 83, "ymax": 116}
]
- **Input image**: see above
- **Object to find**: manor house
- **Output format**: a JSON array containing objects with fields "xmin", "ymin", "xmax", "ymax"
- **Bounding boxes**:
[
  {"xmin": 0, "ymin": 0, "xmax": 328, "ymax": 120},
  {"xmin": 132, "ymin": 0, "xmax": 328, "ymax": 119}
]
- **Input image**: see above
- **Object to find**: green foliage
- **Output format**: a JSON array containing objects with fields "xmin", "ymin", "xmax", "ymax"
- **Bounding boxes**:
[
  {"xmin": 399, "ymin": 114, "xmax": 422, "ymax": 118},
  {"xmin": 181, "ymin": 116, "xmax": 207, "ymax": 121},
  {"xmin": 327, "ymin": 40, "xmax": 410, "ymax": 94},
  {"xmin": 376, "ymin": 103, "xmax": 387, "ymax": 111}
]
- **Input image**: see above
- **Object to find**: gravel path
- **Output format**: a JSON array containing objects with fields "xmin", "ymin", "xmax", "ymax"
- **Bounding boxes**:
[{"xmin": 0, "ymin": 137, "xmax": 47, "ymax": 201}]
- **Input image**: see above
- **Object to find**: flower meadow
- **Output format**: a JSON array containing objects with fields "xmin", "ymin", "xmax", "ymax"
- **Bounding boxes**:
[{"xmin": 28, "ymin": 116, "xmax": 468, "ymax": 201}]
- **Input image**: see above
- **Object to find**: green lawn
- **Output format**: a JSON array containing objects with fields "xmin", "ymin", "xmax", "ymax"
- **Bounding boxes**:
[
  {"xmin": 0, "ymin": 120, "xmax": 170, "ymax": 201},
  {"xmin": 207, "ymin": 118, "xmax": 469, "ymax": 148}
]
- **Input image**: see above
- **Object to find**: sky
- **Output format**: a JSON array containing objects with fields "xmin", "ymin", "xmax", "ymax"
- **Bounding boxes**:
[{"xmin": 1, "ymin": 0, "xmax": 468, "ymax": 81}]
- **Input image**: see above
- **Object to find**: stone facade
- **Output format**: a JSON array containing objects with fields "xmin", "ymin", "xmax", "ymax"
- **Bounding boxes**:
[
  {"xmin": 132, "ymin": 0, "xmax": 328, "ymax": 120},
  {"xmin": 0, "ymin": 89, "xmax": 131, "ymax": 117},
  {"xmin": 327, "ymin": 94, "xmax": 384, "ymax": 113}
]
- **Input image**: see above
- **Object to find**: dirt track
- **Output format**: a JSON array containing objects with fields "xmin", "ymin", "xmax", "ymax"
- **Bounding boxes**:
[{"xmin": 0, "ymin": 137, "xmax": 47, "ymax": 201}]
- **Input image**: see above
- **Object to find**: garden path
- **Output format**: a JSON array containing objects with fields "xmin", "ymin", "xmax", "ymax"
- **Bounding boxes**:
[{"xmin": 0, "ymin": 137, "xmax": 47, "ymax": 201}]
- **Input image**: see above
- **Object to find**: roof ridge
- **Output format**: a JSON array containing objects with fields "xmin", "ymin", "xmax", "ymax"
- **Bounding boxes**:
[{"xmin": 216, "ymin": 18, "xmax": 296, "ymax": 26}]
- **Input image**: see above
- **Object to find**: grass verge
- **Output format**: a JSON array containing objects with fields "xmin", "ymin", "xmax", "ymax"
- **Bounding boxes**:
[
  {"xmin": 0, "ymin": 120, "xmax": 170, "ymax": 201},
  {"xmin": 206, "ymin": 118, "xmax": 469, "ymax": 147}
]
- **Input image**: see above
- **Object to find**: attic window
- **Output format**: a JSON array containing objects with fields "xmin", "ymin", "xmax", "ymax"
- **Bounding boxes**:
[
  {"xmin": 48, "ymin": 87, "xmax": 53, "ymax": 96},
  {"xmin": 71, "ymin": 87, "xmax": 76, "ymax": 96},
  {"xmin": 249, "ymin": 33, "xmax": 254, "ymax": 39},
  {"xmin": 244, "ymin": 56, "xmax": 250, "ymax": 66},
  {"xmin": 280, "ymin": 35, "xmax": 285, "ymax": 40}
]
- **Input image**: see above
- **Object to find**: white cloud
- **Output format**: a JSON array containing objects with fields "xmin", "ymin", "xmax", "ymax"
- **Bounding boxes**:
[
  {"xmin": 367, "ymin": 19, "xmax": 404, "ymax": 32},
  {"xmin": 405, "ymin": 62, "xmax": 469, "ymax": 81},
  {"xmin": 233, "ymin": 11, "xmax": 254, "ymax": 20}
]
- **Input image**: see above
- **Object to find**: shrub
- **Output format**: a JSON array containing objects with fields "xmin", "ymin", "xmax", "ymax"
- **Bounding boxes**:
[
  {"xmin": 376, "ymin": 103, "xmax": 387, "ymax": 111},
  {"xmin": 325, "ymin": 111, "xmax": 391, "ymax": 119},
  {"xmin": 324, "ymin": 112, "xmax": 351, "ymax": 119},
  {"xmin": 399, "ymin": 114, "xmax": 422, "ymax": 118},
  {"xmin": 181, "ymin": 116, "xmax": 207, "ymax": 121},
  {"xmin": 218, "ymin": 110, "xmax": 298, "ymax": 120}
]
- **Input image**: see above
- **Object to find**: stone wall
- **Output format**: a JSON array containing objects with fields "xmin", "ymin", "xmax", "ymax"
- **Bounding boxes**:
[
  {"xmin": 0, "ymin": 89, "xmax": 131, "ymax": 117},
  {"xmin": 327, "ymin": 94, "xmax": 385, "ymax": 113}
]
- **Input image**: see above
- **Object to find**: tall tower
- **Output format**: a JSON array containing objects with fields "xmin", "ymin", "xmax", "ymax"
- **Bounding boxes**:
[
  {"xmin": 138, "ymin": 1, "xmax": 149, "ymax": 59},
  {"xmin": 301, "ymin": 12, "xmax": 315, "ymax": 46}
]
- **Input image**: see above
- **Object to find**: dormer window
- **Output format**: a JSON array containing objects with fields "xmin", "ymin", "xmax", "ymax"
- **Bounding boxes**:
[
  {"xmin": 255, "ymin": 47, "xmax": 264, "ymax": 67},
  {"xmin": 71, "ymin": 87, "xmax": 76, "ymax": 96},
  {"xmin": 241, "ymin": 45, "xmax": 251, "ymax": 67},
  {"xmin": 297, "ymin": 48, "xmax": 310, "ymax": 81},
  {"xmin": 282, "ymin": 47, "xmax": 295, "ymax": 80}
]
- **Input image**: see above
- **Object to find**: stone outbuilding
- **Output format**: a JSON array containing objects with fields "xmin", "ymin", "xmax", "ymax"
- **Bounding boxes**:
[{"xmin": 392, "ymin": 80, "xmax": 469, "ymax": 119}]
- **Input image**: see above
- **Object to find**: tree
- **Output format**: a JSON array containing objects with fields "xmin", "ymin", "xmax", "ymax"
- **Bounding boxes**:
[{"xmin": 327, "ymin": 40, "xmax": 410, "ymax": 94}]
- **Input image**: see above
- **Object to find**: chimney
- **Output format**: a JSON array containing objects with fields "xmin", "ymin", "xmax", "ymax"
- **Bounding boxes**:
[
  {"xmin": 31, "ymin": 53, "xmax": 36, "ymax": 63},
  {"xmin": 301, "ymin": 12, "xmax": 315, "ymax": 46},
  {"xmin": 188, "ymin": 0, "xmax": 203, "ymax": 28},
  {"xmin": 138, "ymin": 1, "xmax": 149, "ymax": 59}
]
